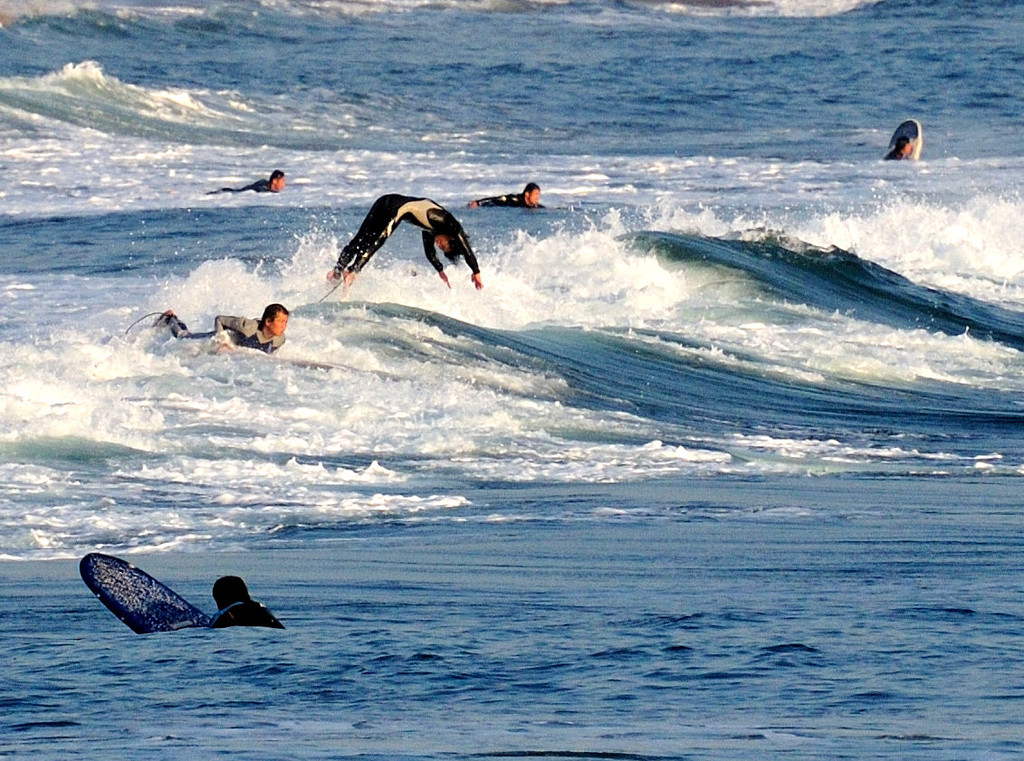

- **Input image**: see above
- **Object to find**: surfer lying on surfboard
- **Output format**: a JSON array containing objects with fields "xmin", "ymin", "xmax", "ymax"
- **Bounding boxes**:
[
  {"xmin": 154, "ymin": 303, "xmax": 289, "ymax": 354},
  {"xmin": 468, "ymin": 182, "xmax": 543, "ymax": 209},
  {"xmin": 206, "ymin": 169, "xmax": 286, "ymax": 195}
]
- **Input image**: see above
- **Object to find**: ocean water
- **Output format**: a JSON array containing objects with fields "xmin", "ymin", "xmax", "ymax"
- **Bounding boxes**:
[{"xmin": 2, "ymin": 0, "xmax": 1024, "ymax": 758}]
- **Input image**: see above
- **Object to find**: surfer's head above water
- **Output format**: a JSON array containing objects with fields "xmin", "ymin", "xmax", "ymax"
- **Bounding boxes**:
[
  {"xmin": 213, "ymin": 575, "xmax": 252, "ymax": 608},
  {"xmin": 210, "ymin": 574, "xmax": 285, "ymax": 629},
  {"xmin": 257, "ymin": 303, "xmax": 289, "ymax": 336},
  {"xmin": 891, "ymin": 136, "xmax": 912, "ymax": 159},
  {"xmin": 522, "ymin": 183, "xmax": 541, "ymax": 208}
]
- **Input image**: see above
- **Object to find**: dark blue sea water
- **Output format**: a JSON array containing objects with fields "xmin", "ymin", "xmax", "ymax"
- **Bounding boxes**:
[{"xmin": 2, "ymin": 0, "xmax": 1024, "ymax": 758}]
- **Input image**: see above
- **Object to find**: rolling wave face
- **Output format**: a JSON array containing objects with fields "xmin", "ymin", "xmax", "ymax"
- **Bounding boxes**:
[
  {"xmin": 439, "ymin": 317, "xmax": 1024, "ymax": 466},
  {"xmin": 629, "ymin": 231, "xmax": 1024, "ymax": 352}
]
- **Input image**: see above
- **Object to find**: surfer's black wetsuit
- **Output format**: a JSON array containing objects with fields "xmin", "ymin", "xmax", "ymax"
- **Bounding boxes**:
[
  {"xmin": 470, "ymin": 192, "xmax": 544, "ymax": 209},
  {"xmin": 210, "ymin": 600, "xmax": 285, "ymax": 629},
  {"xmin": 332, "ymin": 194, "xmax": 480, "ymax": 278},
  {"xmin": 208, "ymin": 170, "xmax": 284, "ymax": 194},
  {"xmin": 160, "ymin": 314, "xmax": 285, "ymax": 354},
  {"xmin": 208, "ymin": 178, "xmax": 273, "ymax": 194}
]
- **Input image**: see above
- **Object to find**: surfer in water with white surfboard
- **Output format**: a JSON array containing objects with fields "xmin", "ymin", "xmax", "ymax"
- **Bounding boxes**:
[
  {"xmin": 154, "ymin": 303, "xmax": 289, "ymax": 354},
  {"xmin": 884, "ymin": 119, "xmax": 923, "ymax": 160},
  {"xmin": 326, "ymin": 194, "xmax": 483, "ymax": 293}
]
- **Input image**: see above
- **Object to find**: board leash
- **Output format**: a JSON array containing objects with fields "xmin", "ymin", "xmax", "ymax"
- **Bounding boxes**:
[
  {"xmin": 124, "ymin": 311, "xmax": 166, "ymax": 336},
  {"xmin": 317, "ymin": 279, "xmax": 345, "ymax": 303}
]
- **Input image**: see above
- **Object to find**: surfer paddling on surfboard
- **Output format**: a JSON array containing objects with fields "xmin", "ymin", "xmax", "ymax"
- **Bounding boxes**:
[
  {"xmin": 154, "ymin": 303, "xmax": 289, "ymax": 354},
  {"xmin": 207, "ymin": 169, "xmax": 286, "ymax": 194},
  {"xmin": 326, "ymin": 194, "xmax": 483, "ymax": 293},
  {"xmin": 468, "ymin": 182, "xmax": 543, "ymax": 209}
]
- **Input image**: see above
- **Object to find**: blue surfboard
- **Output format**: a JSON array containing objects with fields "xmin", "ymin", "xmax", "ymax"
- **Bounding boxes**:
[{"xmin": 80, "ymin": 553, "xmax": 212, "ymax": 633}]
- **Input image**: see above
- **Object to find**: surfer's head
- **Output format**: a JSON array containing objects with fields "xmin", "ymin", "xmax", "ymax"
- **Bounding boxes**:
[
  {"xmin": 258, "ymin": 303, "xmax": 289, "ymax": 337},
  {"xmin": 213, "ymin": 575, "xmax": 252, "ymax": 608},
  {"xmin": 522, "ymin": 182, "xmax": 541, "ymax": 208},
  {"xmin": 434, "ymin": 225, "xmax": 471, "ymax": 263},
  {"xmin": 268, "ymin": 169, "xmax": 286, "ymax": 192}
]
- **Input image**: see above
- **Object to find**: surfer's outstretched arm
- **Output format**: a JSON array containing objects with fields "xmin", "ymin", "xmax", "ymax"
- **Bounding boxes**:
[
  {"xmin": 423, "ymin": 207, "xmax": 483, "ymax": 290},
  {"xmin": 422, "ymin": 231, "xmax": 450, "ymax": 288}
]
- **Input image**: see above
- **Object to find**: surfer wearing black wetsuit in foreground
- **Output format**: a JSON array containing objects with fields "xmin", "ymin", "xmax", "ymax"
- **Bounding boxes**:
[
  {"xmin": 154, "ymin": 303, "xmax": 289, "ymax": 354},
  {"xmin": 209, "ymin": 575, "xmax": 284, "ymax": 629},
  {"xmin": 327, "ymin": 194, "xmax": 483, "ymax": 291}
]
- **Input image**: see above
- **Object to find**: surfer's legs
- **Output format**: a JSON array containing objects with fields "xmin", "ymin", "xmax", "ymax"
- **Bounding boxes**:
[
  {"xmin": 339, "ymin": 196, "xmax": 399, "ymax": 273},
  {"xmin": 154, "ymin": 310, "xmax": 214, "ymax": 340}
]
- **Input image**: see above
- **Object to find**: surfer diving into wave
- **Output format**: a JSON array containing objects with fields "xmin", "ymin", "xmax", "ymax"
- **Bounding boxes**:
[{"xmin": 327, "ymin": 194, "xmax": 483, "ymax": 292}]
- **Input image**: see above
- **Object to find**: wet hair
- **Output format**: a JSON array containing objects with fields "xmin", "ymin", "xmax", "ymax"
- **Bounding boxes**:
[
  {"xmin": 445, "ymin": 234, "xmax": 471, "ymax": 262},
  {"xmin": 213, "ymin": 575, "xmax": 252, "ymax": 609},
  {"xmin": 437, "ymin": 221, "xmax": 471, "ymax": 263},
  {"xmin": 523, "ymin": 182, "xmax": 540, "ymax": 194},
  {"xmin": 258, "ymin": 303, "xmax": 289, "ymax": 331},
  {"xmin": 894, "ymin": 136, "xmax": 910, "ymax": 151},
  {"xmin": 270, "ymin": 170, "xmax": 285, "ymax": 181}
]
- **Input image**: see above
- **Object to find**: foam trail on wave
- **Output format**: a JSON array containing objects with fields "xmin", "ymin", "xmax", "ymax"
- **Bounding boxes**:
[{"xmin": 238, "ymin": 0, "xmax": 884, "ymax": 19}]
